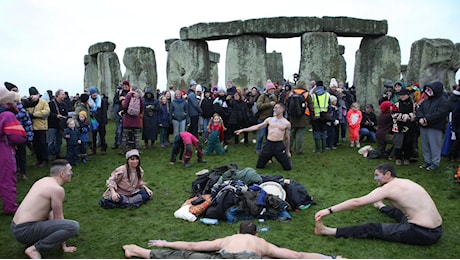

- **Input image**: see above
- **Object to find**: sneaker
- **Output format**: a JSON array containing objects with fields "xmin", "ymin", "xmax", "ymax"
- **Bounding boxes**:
[
  {"xmin": 426, "ymin": 165, "xmax": 438, "ymax": 171},
  {"xmin": 419, "ymin": 162, "xmax": 431, "ymax": 169},
  {"xmin": 197, "ymin": 158, "xmax": 207, "ymax": 163},
  {"xmin": 184, "ymin": 162, "xmax": 192, "ymax": 168},
  {"xmin": 252, "ymin": 139, "xmax": 257, "ymax": 144},
  {"xmin": 350, "ymin": 142, "xmax": 354, "ymax": 148},
  {"xmin": 395, "ymin": 159, "xmax": 402, "ymax": 166},
  {"xmin": 240, "ymin": 138, "xmax": 245, "ymax": 143},
  {"xmin": 224, "ymin": 145, "xmax": 228, "ymax": 152},
  {"xmin": 356, "ymin": 142, "xmax": 360, "ymax": 148},
  {"xmin": 403, "ymin": 160, "xmax": 410, "ymax": 165}
]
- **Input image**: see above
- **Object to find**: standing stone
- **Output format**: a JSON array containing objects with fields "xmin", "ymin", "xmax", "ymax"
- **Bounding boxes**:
[
  {"xmin": 84, "ymin": 55, "xmax": 98, "ymax": 91},
  {"xmin": 299, "ymin": 32, "xmax": 341, "ymax": 88},
  {"xmin": 226, "ymin": 35, "xmax": 267, "ymax": 89},
  {"xmin": 354, "ymin": 35, "xmax": 400, "ymax": 110},
  {"xmin": 123, "ymin": 47, "xmax": 157, "ymax": 91},
  {"xmin": 166, "ymin": 39, "xmax": 210, "ymax": 89},
  {"xmin": 266, "ymin": 51, "xmax": 284, "ymax": 85},
  {"xmin": 97, "ymin": 52, "xmax": 122, "ymax": 119},
  {"xmin": 406, "ymin": 38, "xmax": 460, "ymax": 90},
  {"xmin": 208, "ymin": 51, "xmax": 220, "ymax": 89}
]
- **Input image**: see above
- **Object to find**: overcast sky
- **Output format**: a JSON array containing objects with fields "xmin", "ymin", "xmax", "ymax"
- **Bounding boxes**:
[{"xmin": 1, "ymin": 0, "xmax": 459, "ymax": 97}]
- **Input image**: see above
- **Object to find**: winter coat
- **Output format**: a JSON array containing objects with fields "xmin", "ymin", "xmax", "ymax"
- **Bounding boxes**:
[
  {"xmin": 26, "ymin": 98, "xmax": 50, "ymax": 131},
  {"xmin": 415, "ymin": 82, "xmax": 449, "ymax": 131}
]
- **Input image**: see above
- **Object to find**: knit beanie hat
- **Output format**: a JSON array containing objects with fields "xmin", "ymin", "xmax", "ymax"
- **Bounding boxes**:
[
  {"xmin": 380, "ymin": 101, "xmax": 392, "ymax": 112},
  {"xmin": 196, "ymin": 84, "xmax": 202, "ymax": 92},
  {"xmin": 78, "ymin": 111, "xmax": 87, "ymax": 119},
  {"xmin": 265, "ymin": 80, "xmax": 275, "ymax": 91},
  {"xmin": 329, "ymin": 78, "xmax": 338, "ymax": 88},
  {"xmin": 190, "ymin": 79, "xmax": 197, "ymax": 86},
  {"xmin": 29, "ymin": 86, "xmax": 39, "ymax": 95},
  {"xmin": 4, "ymin": 82, "xmax": 18, "ymax": 91},
  {"xmin": 0, "ymin": 86, "xmax": 19, "ymax": 104},
  {"xmin": 122, "ymin": 80, "xmax": 130, "ymax": 86},
  {"xmin": 89, "ymin": 87, "xmax": 98, "ymax": 95}
]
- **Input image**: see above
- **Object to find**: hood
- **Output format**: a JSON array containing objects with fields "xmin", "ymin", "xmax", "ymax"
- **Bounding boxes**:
[
  {"xmin": 427, "ymin": 81, "xmax": 444, "ymax": 98},
  {"xmin": 145, "ymin": 88, "xmax": 154, "ymax": 95},
  {"xmin": 315, "ymin": 86, "xmax": 325, "ymax": 95}
]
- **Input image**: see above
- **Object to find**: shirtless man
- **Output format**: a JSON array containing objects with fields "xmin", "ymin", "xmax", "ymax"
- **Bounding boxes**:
[
  {"xmin": 314, "ymin": 163, "xmax": 443, "ymax": 246},
  {"xmin": 11, "ymin": 159, "xmax": 80, "ymax": 258},
  {"xmin": 235, "ymin": 103, "xmax": 292, "ymax": 170},
  {"xmin": 123, "ymin": 220, "xmax": 342, "ymax": 259}
]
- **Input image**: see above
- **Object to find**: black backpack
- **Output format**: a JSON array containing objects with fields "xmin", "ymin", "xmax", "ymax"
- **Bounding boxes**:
[{"xmin": 287, "ymin": 91, "xmax": 306, "ymax": 117}]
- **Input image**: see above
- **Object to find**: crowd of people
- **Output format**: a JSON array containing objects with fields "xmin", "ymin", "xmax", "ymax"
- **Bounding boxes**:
[{"xmin": 1, "ymin": 76, "xmax": 457, "ymax": 258}]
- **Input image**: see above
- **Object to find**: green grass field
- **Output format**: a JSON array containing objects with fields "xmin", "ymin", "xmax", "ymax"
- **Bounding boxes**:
[{"xmin": 1, "ymin": 121, "xmax": 459, "ymax": 259}]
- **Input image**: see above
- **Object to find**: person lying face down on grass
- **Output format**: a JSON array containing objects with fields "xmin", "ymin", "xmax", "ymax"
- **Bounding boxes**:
[
  {"xmin": 123, "ymin": 220, "xmax": 343, "ymax": 259},
  {"xmin": 98, "ymin": 149, "xmax": 153, "ymax": 209},
  {"xmin": 314, "ymin": 163, "xmax": 443, "ymax": 246}
]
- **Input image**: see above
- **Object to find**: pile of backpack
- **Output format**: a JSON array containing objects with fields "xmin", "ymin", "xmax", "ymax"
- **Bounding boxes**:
[{"xmin": 174, "ymin": 163, "xmax": 316, "ymax": 224}]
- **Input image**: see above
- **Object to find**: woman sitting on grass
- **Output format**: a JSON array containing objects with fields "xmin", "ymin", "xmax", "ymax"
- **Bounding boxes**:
[{"xmin": 98, "ymin": 149, "xmax": 153, "ymax": 209}]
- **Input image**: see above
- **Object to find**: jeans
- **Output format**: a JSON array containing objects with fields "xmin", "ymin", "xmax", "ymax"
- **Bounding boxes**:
[
  {"xmin": 113, "ymin": 104, "xmax": 122, "ymax": 146},
  {"xmin": 359, "ymin": 128, "xmax": 376, "ymax": 143},
  {"xmin": 256, "ymin": 119, "xmax": 267, "ymax": 152},
  {"xmin": 172, "ymin": 119, "xmax": 186, "ymax": 138},
  {"xmin": 202, "ymin": 117, "xmax": 211, "ymax": 140},
  {"xmin": 47, "ymin": 128, "xmax": 62, "ymax": 157}
]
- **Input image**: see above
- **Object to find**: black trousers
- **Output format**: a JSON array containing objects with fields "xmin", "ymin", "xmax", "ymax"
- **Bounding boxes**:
[
  {"xmin": 336, "ymin": 206, "xmax": 443, "ymax": 245},
  {"xmin": 256, "ymin": 140, "xmax": 292, "ymax": 170},
  {"xmin": 92, "ymin": 124, "xmax": 107, "ymax": 152},
  {"xmin": 33, "ymin": 130, "xmax": 48, "ymax": 163}
]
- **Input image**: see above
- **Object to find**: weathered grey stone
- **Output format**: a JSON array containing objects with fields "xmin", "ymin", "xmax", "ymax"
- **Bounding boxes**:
[
  {"xmin": 209, "ymin": 51, "xmax": 220, "ymax": 63},
  {"xmin": 83, "ymin": 55, "xmax": 98, "ymax": 91},
  {"xmin": 266, "ymin": 51, "xmax": 284, "ymax": 85},
  {"xmin": 180, "ymin": 20, "xmax": 244, "ymax": 41},
  {"xmin": 338, "ymin": 45, "xmax": 345, "ymax": 55},
  {"xmin": 180, "ymin": 16, "xmax": 386, "ymax": 41},
  {"xmin": 123, "ymin": 47, "xmax": 157, "ymax": 91},
  {"xmin": 164, "ymin": 39, "xmax": 179, "ymax": 51},
  {"xmin": 226, "ymin": 35, "xmax": 267, "ymax": 89},
  {"xmin": 166, "ymin": 40, "xmax": 210, "ymax": 89},
  {"xmin": 97, "ymin": 52, "xmax": 122, "ymax": 119},
  {"xmin": 209, "ymin": 51, "xmax": 220, "ymax": 88},
  {"xmin": 400, "ymin": 64, "xmax": 408, "ymax": 81},
  {"xmin": 322, "ymin": 16, "xmax": 387, "ymax": 37},
  {"xmin": 354, "ymin": 36, "xmax": 401, "ymax": 111},
  {"xmin": 406, "ymin": 38, "xmax": 459, "ymax": 89},
  {"xmin": 299, "ymin": 32, "xmax": 341, "ymax": 88},
  {"xmin": 338, "ymin": 55, "xmax": 347, "ymax": 84},
  {"xmin": 243, "ymin": 17, "xmax": 322, "ymax": 38},
  {"xmin": 88, "ymin": 41, "xmax": 116, "ymax": 56}
]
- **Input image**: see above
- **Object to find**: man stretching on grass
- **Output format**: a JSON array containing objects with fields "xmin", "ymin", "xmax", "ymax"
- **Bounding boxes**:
[
  {"xmin": 11, "ymin": 159, "xmax": 79, "ymax": 258},
  {"xmin": 235, "ymin": 103, "xmax": 292, "ymax": 170},
  {"xmin": 123, "ymin": 220, "xmax": 342, "ymax": 259},
  {"xmin": 314, "ymin": 163, "xmax": 443, "ymax": 245}
]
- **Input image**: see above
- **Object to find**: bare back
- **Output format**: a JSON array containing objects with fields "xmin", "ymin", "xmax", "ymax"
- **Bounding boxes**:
[
  {"xmin": 216, "ymin": 234, "xmax": 274, "ymax": 257},
  {"xmin": 13, "ymin": 177, "xmax": 64, "ymax": 224},
  {"xmin": 266, "ymin": 116, "xmax": 290, "ymax": 142},
  {"xmin": 375, "ymin": 178, "xmax": 442, "ymax": 228}
]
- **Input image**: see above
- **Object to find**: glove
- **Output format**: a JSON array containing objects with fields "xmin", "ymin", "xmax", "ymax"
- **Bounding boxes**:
[{"xmin": 334, "ymin": 120, "xmax": 339, "ymax": 126}]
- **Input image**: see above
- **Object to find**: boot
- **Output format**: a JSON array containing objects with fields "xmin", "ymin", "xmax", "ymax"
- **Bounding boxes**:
[
  {"xmin": 321, "ymin": 138, "xmax": 327, "ymax": 152},
  {"xmin": 81, "ymin": 154, "xmax": 88, "ymax": 163},
  {"xmin": 313, "ymin": 139, "xmax": 321, "ymax": 153}
]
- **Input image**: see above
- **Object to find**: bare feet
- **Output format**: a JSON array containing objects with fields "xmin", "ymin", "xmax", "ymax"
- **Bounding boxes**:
[
  {"xmin": 123, "ymin": 244, "xmax": 140, "ymax": 258},
  {"xmin": 314, "ymin": 219, "xmax": 336, "ymax": 236},
  {"xmin": 25, "ymin": 245, "xmax": 41, "ymax": 259},
  {"xmin": 373, "ymin": 201, "xmax": 385, "ymax": 209}
]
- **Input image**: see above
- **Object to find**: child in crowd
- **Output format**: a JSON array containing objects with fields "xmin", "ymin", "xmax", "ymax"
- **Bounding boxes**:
[
  {"xmin": 64, "ymin": 118, "xmax": 81, "ymax": 166},
  {"xmin": 391, "ymin": 88, "xmax": 416, "ymax": 165},
  {"xmin": 170, "ymin": 131, "xmax": 207, "ymax": 168},
  {"xmin": 77, "ymin": 111, "xmax": 90, "ymax": 163},
  {"xmin": 158, "ymin": 95, "xmax": 171, "ymax": 148},
  {"xmin": 326, "ymin": 95, "xmax": 339, "ymax": 150},
  {"xmin": 347, "ymin": 102, "xmax": 362, "ymax": 148},
  {"xmin": 204, "ymin": 113, "xmax": 227, "ymax": 155}
]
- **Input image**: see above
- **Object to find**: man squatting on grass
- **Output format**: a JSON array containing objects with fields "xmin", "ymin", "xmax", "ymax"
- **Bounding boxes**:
[
  {"xmin": 314, "ymin": 163, "xmax": 443, "ymax": 245},
  {"xmin": 123, "ymin": 220, "xmax": 342, "ymax": 259},
  {"xmin": 235, "ymin": 103, "xmax": 292, "ymax": 170},
  {"xmin": 11, "ymin": 159, "xmax": 79, "ymax": 258}
]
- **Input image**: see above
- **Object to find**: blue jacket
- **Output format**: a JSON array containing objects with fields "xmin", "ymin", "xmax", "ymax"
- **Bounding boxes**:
[{"xmin": 187, "ymin": 89, "xmax": 202, "ymax": 117}]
